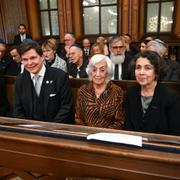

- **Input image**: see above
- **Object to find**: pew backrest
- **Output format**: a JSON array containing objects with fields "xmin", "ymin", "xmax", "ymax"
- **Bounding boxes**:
[{"xmin": 5, "ymin": 76, "xmax": 180, "ymax": 112}]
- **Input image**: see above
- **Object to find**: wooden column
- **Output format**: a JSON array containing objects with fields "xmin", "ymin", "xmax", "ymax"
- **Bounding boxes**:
[
  {"xmin": 58, "ymin": 0, "xmax": 74, "ymax": 43},
  {"xmin": 174, "ymin": 0, "xmax": 180, "ymax": 37},
  {"xmin": 72, "ymin": 0, "xmax": 82, "ymax": 40},
  {"xmin": 121, "ymin": 0, "xmax": 141, "ymax": 41},
  {"xmin": 121, "ymin": 0, "xmax": 129, "ymax": 34},
  {"xmin": 139, "ymin": 0, "xmax": 145, "ymax": 40},
  {"xmin": 58, "ymin": 0, "xmax": 65, "ymax": 43},
  {"xmin": 130, "ymin": 0, "xmax": 139, "ymax": 41},
  {"xmin": 26, "ymin": 0, "xmax": 41, "ymax": 40}
]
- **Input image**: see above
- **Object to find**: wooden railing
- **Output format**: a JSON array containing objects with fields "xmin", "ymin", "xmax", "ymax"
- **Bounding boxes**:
[{"xmin": 0, "ymin": 116, "xmax": 179, "ymax": 179}]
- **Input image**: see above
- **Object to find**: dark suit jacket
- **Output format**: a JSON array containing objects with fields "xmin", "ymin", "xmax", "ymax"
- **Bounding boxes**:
[
  {"xmin": 162, "ymin": 58, "xmax": 180, "ymax": 81},
  {"xmin": 0, "ymin": 76, "xmax": 9, "ymax": 115},
  {"xmin": 0, "ymin": 55, "xmax": 20, "ymax": 76},
  {"xmin": 13, "ymin": 66, "xmax": 74, "ymax": 123},
  {"xmin": 124, "ymin": 83, "xmax": 180, "ymax": 135},
  {"xmin": 68, "ymin": 57, "xmax": 89, "ymax": 78},
  {"xmin": 13, "ymin": 34, "xmax": 32, "ymax": 45}
]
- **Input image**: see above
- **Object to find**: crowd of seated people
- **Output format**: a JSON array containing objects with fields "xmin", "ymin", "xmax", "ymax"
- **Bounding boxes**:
[{"xmin": 0, "ymin": 26, "xmax": 180, "ymax": 136}]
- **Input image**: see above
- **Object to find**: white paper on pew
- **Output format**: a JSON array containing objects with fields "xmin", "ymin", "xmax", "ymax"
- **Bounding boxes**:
[
  {"xmin": 87, "ymin": 133, "xmax": 142, "ymax": 147},
  {"xmin": 18, "ymin": 124, "xmax": 42, "ymax": 128}
]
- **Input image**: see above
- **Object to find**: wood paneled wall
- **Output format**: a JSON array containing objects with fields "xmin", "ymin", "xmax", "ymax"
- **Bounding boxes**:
[
  {"xmin": 0, "ymin": 0, "xmax": 180, "ymax": 44},
  {"xmin": 0, "ymin": 0, "xmax": 25, "ymax": 43},
  {"xmin": 174, "ymin": 0, "xmax": 180, "ymax": 36}
]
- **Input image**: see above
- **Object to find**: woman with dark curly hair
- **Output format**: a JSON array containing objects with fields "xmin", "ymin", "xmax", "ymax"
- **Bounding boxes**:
[{"xmin": 124, "ymin": 51, "xmax": 180, "ymax": 135}]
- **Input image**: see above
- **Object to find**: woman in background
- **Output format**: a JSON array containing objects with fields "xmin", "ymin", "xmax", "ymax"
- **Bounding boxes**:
[
  {"xmin": 42, "ymin": 39, "xmax": 67, "ymax": 72},
  {"xmin": 124, "ymin": 51, "xmax": 180, "ymax": 135},
  {"xmin": 96, "ymin": 36, "xmax": 109, "ymax": 56},
  {"xmin": 90, "ymin": 43, "xmax": 104, "ymax": 56},
  {"xmin": 139, "ymin": 39, "xmax": 150, "ymax": 52},
  {"xmin": 75, "ymin": 54, "xmax": 124, "ymax": 129}
]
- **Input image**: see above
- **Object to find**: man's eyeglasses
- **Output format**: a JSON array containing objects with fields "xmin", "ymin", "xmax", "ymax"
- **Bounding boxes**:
[{"xmin": 112, "ymin": 46, "xmax": 124, "ymax": 49}]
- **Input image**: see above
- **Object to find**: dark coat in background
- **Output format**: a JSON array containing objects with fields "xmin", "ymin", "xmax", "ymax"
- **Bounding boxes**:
[
  {"xmin": 162, "ymin": 58, "xmax": 180, "ymax": 81},
  {"xmin": 0, "ymin": 55, "xmax": 20, "ymax": 76},
  {"xmin": 13, "ymin": 34, "xmax": 32, "ymax": 45},
  {"xmin": 0, "ymin": 76, "xmax": 9, "ymax": 116},
  {"xmin": 67, "ymin": 56, "xmax": 89, "ymax": 78}
]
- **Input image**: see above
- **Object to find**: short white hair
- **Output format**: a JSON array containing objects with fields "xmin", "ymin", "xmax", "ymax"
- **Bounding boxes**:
[
  {"xmin": 147, "ymin": 39, "xmax": 167, "ymax": 56},
  {"xmin": 87, "ymin": 54, "xmax": 113, "ymax": 83}
]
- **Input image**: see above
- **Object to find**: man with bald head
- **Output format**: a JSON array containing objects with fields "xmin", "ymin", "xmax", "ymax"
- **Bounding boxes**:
[
  {"xmin": 147, "ymin": 39, "xmax": 180, "ymax": 81},
  {"xmin": 68, "ymin": 44, "xmax": 89, "ymax": 78}
]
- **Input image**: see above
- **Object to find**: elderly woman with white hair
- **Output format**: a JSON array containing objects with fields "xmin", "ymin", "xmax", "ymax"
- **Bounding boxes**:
[{"xmin": 75, "ymin": 54, "xmax": 124, "ymax": 129}]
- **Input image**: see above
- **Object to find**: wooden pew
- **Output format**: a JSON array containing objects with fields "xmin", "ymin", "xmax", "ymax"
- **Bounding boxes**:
[
  {"xmin": 0, "ymin": 116, "xmax": 179, "ymax": 179},
  {"xmin": 5, "ymin": 76, "xmax": 180, "ymax": 113}
]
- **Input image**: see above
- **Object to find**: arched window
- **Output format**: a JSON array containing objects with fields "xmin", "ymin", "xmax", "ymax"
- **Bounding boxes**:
[
  {"xmin": 82, "ymin": 0, "xmax": 118, "ymax": 35},
  {"xmin": 39, "ymin": 0, "xmax": 59, "ymax": 36},
  {"xmin": 146, "ymin": 0, "xmax": 175, "ymax": 33}
]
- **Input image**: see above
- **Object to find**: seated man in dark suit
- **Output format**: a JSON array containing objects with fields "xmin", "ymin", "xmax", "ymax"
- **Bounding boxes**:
[
  {"xmin": 0, "ymin": 38, "xmax": 20, "ymax": 76},
  {"xmin": 0, "ymin": 76, "xmax": 9, "ymax": 116},
  {"xmin": 13, "ymin": 41, "xmax": 73, "ymax": 124},
  {"xmin": 9, "ymin": 45, "xmax": 24, "ymax": 74},
  {"xmin": 82, "ymin": 38, "xmax": 91, "ymax": 57},
  {"xmin": 68, "ymin": 44, "xmax": 89, "ymax": 78},
  {"xmin": 13, "ymin": 24, "xmax": 32, "ymax": 45}
]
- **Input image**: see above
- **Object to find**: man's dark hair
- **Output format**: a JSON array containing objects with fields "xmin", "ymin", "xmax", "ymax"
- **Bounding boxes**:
[
  {"xmin": 9, "ymin": 45, "xmax": 19, "ymax": 52},
  {"xmin": 18, "ymin": 42, "xmax": 43, "ymax": 57},
  {"xmin": 18, "ymin": 24, "xmax": 26, "ymax": 29}
]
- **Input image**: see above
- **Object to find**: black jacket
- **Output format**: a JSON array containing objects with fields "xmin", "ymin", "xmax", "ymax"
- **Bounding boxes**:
[
  {"xmin": 14, "ymin": 66, "xmax": 74, "ymax": 123},
  {"xmin": 13, "ymin": 34, "xmax": 32, "ymax": 45},
  {"xmin": 162, "ymin": 58, "xmax": 180, "ymax": 81},
  {"xmin": 0, "ymin": 76, "xmax": 9, "ymax": 115},
  {"xmin": 124, "ymin": 83, "xmax": 180, "ymax": 135},
  {"xmin": 68, "ymin": 57, "xmax": 89, "ymax": 78}
]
